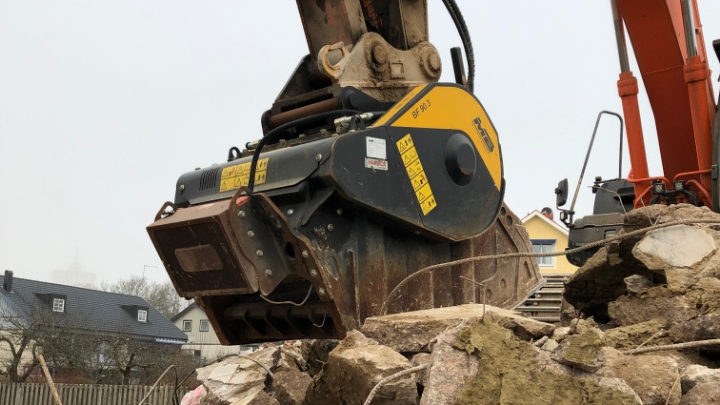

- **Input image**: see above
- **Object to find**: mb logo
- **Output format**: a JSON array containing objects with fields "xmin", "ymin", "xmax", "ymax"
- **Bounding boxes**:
[{"xmin": 473, "ymin": 117, "xmax": 495, "ymax": 152}]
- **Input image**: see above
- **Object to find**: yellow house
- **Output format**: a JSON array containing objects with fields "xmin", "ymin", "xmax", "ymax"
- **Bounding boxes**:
[{"xmin": 521, "ymin": 208, "xmax": 576, "ymax": 275}]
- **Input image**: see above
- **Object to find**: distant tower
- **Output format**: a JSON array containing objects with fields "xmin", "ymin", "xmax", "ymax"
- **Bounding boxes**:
[
  {"xmin": 541, "ymin": 207, "xmax": 554, "ymax": 221},
  {"xmin": 51, "ymin": 248, "xmax": 97, "ymax": 287}
]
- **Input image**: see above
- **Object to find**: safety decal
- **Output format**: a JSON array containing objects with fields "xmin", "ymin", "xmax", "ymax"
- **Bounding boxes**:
[
  {"xmin": 219, "ymin": 158, "xmax": 269, "ymax": 192},
  {"xmin": 396, "ymin": 134, "xmax": 437, "ymax": 215}
]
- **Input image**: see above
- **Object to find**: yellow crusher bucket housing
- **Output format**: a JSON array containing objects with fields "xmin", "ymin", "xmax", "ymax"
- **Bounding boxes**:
[{"xmin": 147, "ymin": 83, "xmax": 543, "ymax": 344}]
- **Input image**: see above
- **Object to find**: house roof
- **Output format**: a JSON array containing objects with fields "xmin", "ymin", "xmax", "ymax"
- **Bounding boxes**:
[
  {"xmin": 521, "ymin": 210, "xmax": 568, "ymax": 235},
  {"xmin": 0, "ymin": 274, "xmax": 187, "ymax": 344},
  {"xmin": 170, "ymin": 302, "xmax": 199, "ymax": 323}
]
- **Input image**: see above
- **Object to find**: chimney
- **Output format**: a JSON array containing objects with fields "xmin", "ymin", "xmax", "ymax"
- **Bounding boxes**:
[
  {"xmin": 541, "ymin": 207, "xmax": 554, "ymax": 221},
  {"xmin": 3, "ymin": 270, "xmax": 13, "ymax": 292}
]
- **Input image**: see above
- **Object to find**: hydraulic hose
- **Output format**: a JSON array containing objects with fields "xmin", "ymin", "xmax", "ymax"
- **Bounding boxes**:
[{"xmin": 441, "ymin": 0, "xmax": 475, "ymax": 93}]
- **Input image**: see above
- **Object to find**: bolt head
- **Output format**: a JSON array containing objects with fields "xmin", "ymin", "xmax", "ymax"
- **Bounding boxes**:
[
  {"xmin": 247, "ymin": 231, "xmax": 255, "ymax": 238},
  {"xmin": 315, "ymin": 154, "xmax": 323, "ymax": 161},
  {"xmin": 318, "ymin": 287, "xmax": 326, "ymax": 295},
  {"xmin": 179, "ymin": 184, "xmax": 185, "ymax": 191},
  {"xmin": 238, "ymin": 210, "xmax": 246, "ymax": 218},
  {"xmin": 302, "ymin": 250, "xmax": 309, "ymax": 259},
  {"xmin": 256, "ymin": 250, "xmax": 264, "ymax": 257},
  {"xmin": 287, "ymin": 209, "xmax": 294, "ymax": 216},
  {"xmin": 336, "ymin": 208, "xmax": 343, "ymax": 215},
  {"xmin": 327, "ymin": 224, "xmax": 334, "ymax": 231},
  {"xmin": 310, "ymin": 269, "xmax": 318, "ymax": 277},
  {"xmin": 265, "ymin": 269, "xmax": 273, "ymax": 277}
]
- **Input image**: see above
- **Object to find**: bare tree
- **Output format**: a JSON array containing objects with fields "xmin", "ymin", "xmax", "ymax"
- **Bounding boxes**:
[
  {"xmin": 0, "ymin": 304, "xmax": 94, "ymax": 382},
  {"xmin": 101, "ymin": 276, "xmax": 186, "ymax": 319}
]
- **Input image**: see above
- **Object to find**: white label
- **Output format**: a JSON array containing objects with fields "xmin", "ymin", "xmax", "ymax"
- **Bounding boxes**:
[
  {"xmin": 366, "ymin": 137, "xmax": 387, "ymax": 159},
  {"xmin": 365, "ymin": 158, "xmax": 388, "ymax": 171}
]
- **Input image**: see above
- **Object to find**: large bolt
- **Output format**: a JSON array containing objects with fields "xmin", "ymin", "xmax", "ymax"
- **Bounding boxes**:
[
  {"xmin": 247, "ymin": 231, "xmax": 255, "ymax": 238},
  {"xmin": 327, "ymin": 224, "xmax": 334, "ymax": 231},
  {"xmin": 256, "ymin": 250, "xmax": 264, "ymax": 257},
  {"xmin": 265, "ymin": 269, "xmax": 273, "ymax": 277},
  {"xmin": 238, "ymin": 210, "xmax": 246, "ymax": 218},
  {"xmin": 310, "ymin": 269, "xmax": 318, "ymax": 277},
  {"xmin": 287, "ymin": 209, "xmax": 294, "ymax": 216},
  {"xmin": 302, "ymin": 250, "xmax": 309, "ymax": 259},
  {"xmin": 336, "ymin": 208, "xmax": 343, "ymax": 215},
  {"xmin": 428, "ymin": 53, "xmax": 441, "ymax": 72},
  {"xmin": 318, "ymin": 287, "xmax": 326, "ymax": 296},
  {"xmin": 372, "ymin": 44, "xmax": 387, "ymax": 64},
  {"xmin": 316, "ymin": 154, "xmax": 323, "ymax": 162}
]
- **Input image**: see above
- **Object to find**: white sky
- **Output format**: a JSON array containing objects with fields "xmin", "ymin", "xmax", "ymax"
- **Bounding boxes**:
[{"xmin": 1, "ymin": 1, "xmax": 719, "ymax": 285}]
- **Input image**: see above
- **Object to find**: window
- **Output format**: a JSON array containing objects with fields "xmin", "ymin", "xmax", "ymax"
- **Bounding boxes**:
[
  {"xmin": 137, "ymin": 309, "xmax": 148, "ymax": 323},
  {"xmin": 199, "ymin": 320, "xmax": 210, "ymax": 332},
  {"xmin": 532, "ymin": 240, "xmax": 556, "ymax": 267},
  {"xmin": 183, "ymin": 320, "xmax": 192, "ymax": 332},
  {"xmin": 52, "ymin": 298, "xmax": 65, "ymax": 313}
]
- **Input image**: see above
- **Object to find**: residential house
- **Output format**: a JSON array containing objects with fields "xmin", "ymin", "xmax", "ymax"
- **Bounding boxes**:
[
  {"xmin": 171, "ymin": 303, "xmax": 257, "ymax": 362},
  {"xmin": 521, "ymin": 208, "xmax": 576, "ymax": 275},
  {"xmin": 0, "ymin": 270, "xmax": 187, "ymax": 383}
]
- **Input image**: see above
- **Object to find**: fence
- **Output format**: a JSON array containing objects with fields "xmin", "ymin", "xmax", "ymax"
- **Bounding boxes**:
[{"xmin": 0, "ymin": 383, "xmax": 185, "ymax": 405}]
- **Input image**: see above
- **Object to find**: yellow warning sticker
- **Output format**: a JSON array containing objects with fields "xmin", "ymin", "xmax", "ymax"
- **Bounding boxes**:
[
  {"xmin": 219, "ymin": 158, "xmax": 269, "ymax": 192},
  {"xmin": 396, "ymin": 134, "xmax": 437, "ymax": 215}
]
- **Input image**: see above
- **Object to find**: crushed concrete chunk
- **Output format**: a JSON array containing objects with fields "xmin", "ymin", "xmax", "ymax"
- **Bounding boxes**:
[
  {"xmin": 632, "ymin": 225, "xmax": 716, "ymax": 270},
  {"xmin": 552, "ymin": 326, "xmax": 571, "ymax": 342},
  {"xmin": 624, "ymin": 274, "xmax": 654, "ymax": 294},
  {"xmin": 552, "ymin": 327, "xmax": 605, "ymax": 372},
  {"xmin": 681, "ymin": 365, "xmax": 720, "ymax": 394},
  {"xmin": 269, "ymin": 369, "xmax": 311, "ymax": 405},
  {"xmin": 452, "ymin": 319, "xmax": 642, "ymax": 405},
  {"xmin": 680, "ymin": 382, "xmax": 720, "ymax": 405},
  {"xmin": 304, "ymin": 331, "xmax": 416, "ymax": 405},
  {"xmin": 361, "ymin": 304, "xmax": 554, "ymax": 353},
  {"xmin": 604, "ymin": 318, "xmax": 669, "ymax": 350},
  {"xmin": 541, "ymin": 339, "xmax": 559, "ymax": 352},
  {"xmin": 598, "ymin": 347, "xmax": 681, "ymax": 405}
]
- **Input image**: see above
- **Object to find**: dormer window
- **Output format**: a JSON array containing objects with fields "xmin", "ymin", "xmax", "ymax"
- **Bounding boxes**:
[
  {"xmin": 52, "ymin": 298, "xmax": 65, "ymax": 313},
  {"xmin": 138, "ymin": 309, "xmax": 148, "ymax": 323}
]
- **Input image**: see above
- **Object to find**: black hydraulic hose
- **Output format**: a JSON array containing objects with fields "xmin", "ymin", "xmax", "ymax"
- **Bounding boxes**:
[
  {"xmin": 247, "ymin": 109, "xmax": 360, "ymax": 195},
  {"xmin": 442, "ymin": 0, "xmax": 475, "ymax": 93}
]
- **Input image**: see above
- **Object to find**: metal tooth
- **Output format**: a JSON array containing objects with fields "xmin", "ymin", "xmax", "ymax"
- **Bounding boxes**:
[
  {"xmin": 327, "ymin": 224, "xmax": 334, "ymax": 231},
  {"xmin": 287, "ymin": 209, "xmax": 294, "ymax": 216},
  {"xmin": 265, "ymin": 269, "xmax": 273, "ymax": 277},
  {"xmin": 315, "ymin": 154, "xmax": 323, "ymax": 161},
  {"xmin": 238, "ymin": 210, "xmax": 246, "ymax": 218},
  {"xmin": 310, "ymin": 269, "xmax": 318, "ymax": 277},
  {"xmin": 247, "ymin": 231, "xmax": 255, "ymax": 238},
  {"xmin": 302, "ymin": 250, "xmax": 309, "ymax": 259},
  {"xmin": 256, "ymin": 250, "xmax": 264, "ymax": 257}
]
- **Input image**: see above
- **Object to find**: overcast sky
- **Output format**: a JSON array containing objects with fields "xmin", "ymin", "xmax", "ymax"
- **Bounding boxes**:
[{"xmin": 1, "ymin": 1, "xmax": 719, "ymax": 285}]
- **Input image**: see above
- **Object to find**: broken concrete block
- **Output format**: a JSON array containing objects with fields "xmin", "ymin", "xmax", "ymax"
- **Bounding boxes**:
[
  {"xmin": 304, "ymin": 331, "xmax": 417, "ymax": 405},
  {"xmin": 604, "ymin": 318, "xmax": 669, "ymax": 350},
  {"xmin": 552, "ymin": 327, "xmax": 605, "ymax": 372},
  {"xmin": 598, "ymin": 348, "xmax": 681, "ymax": 405},
  {"xmin": 300, "ymin": 339, "xmax": 338, "ymax": 377},
  {"xmin": 408, "ymin": 352, "xmax": 431, "ymax": 386},
  {"xmin": 541, "ymin": 339, "xmax": 559, "ymax": 352},
  {"xmin": 681, "ymin": 365, "xmax": 720, "ymax": 394},
  {"xmin": 552, "ymin": 326, "xmax": 571, "ymax": 342},
  {"xmin": 247, "ymin": 391, "xmax": 280, "ymax": 405},
  {"xmin": 452, "ymin": 319, "xmax": 642, "ymax": 405},
  {"xmin": 632, "ymin": 225, "xmax": 716, "ymax": 270},
  {"xmin": 361, "ymin": 304, "xmax": 555, "ymax": 353},
  {"xmin": 624, "ymin": 274, "xmax": 654, "ymax": 294},
  {"xmin": 420, "ymin": 320, "xmax": 480, "ymax": 405},
  {"xmin": 608, "ymin": 288, "xmax": 698, "ymax": 327},
  {"xmin": 269, "ymin": 369, "xmax": 311, "ymax": 405},
  {"xmin": 680, "ymin": 382, "xmax": 720, "ymax": 405}
]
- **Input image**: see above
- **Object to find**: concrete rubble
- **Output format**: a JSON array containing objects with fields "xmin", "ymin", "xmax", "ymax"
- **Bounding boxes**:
[{"xmin": 180, "ymin": 204, "xmax": 720, "ymax": 405}]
